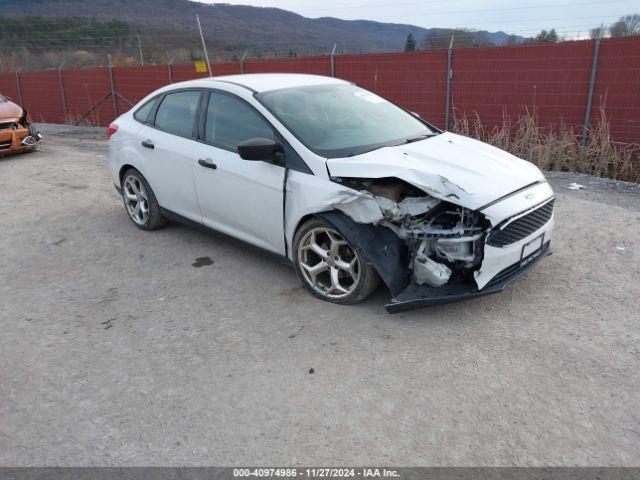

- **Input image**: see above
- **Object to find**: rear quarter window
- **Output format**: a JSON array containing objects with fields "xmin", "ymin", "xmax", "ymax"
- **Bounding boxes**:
[{"xmin": 133, "ymin": 99, "xmax": 156, "ymax": 123}]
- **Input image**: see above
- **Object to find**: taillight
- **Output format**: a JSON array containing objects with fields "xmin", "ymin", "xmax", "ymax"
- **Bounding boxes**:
[{"xmin": 107, "ymin": 122, "xmax": 119, "ymax": 139}]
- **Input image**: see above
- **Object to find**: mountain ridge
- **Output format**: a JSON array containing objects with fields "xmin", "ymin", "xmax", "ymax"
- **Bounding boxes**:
[{"xmin": 0, "ymin": 0, "xmax": 524, "ymax": 56}]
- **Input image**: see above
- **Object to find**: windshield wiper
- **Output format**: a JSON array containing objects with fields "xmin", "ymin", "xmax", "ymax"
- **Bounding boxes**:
[
  {"xmin": 347, "ymin": 145, "xmax": 386, "ymax": 157},
  {"xmin": 404, "ymin": 133, "xmax": 437, "ymax": 144},
  {"xmin": 345, "ymin": 132, "xmax": 439, "ymax": 157}
]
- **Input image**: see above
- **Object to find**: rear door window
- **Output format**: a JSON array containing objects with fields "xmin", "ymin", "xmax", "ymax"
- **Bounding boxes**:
[{"xmin": 154, "ymin": 90, "xmax": 201, "ymax": 138}]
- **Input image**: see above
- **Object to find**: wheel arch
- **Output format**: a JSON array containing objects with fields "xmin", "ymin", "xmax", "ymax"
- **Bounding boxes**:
[
  {"xmin": 292, "ymin": 213, "xmax": 318, "ymax": 237},
  {"xmin": 292, "ymin": 210, "xmax": 411, "ymax": 297},
  {"xmin": 119, "ymin": 164, "xmax": 140, "ymax": 186}
]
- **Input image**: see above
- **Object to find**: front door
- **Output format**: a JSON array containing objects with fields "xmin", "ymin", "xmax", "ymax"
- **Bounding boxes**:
[{"xmin": 192, "ymin": 91, "xmax": 285, "ymax": 254}]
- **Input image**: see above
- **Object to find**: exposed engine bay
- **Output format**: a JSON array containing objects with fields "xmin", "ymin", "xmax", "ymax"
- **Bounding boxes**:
[{"xmin": 331, "ymin": 177, "xmax": 491, "ymax": 289}]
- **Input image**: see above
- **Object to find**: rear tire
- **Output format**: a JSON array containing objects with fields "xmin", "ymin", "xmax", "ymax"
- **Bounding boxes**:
[
  {"xmin": 121, "ymin": 168, "xmax": 167, "ymax": 230},
  {"xmin": 293, "ymin": 218, "xmax": 380, "ymax": 305}
]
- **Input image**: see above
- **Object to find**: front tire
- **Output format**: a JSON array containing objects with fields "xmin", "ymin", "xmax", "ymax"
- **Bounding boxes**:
[
  {"xmin": 121, "ymin": 169, "xmax": 166, "ymax": 230},
  {"xmin": 294, "ymin": 218, "xmax": 380, "ymax": 305}
]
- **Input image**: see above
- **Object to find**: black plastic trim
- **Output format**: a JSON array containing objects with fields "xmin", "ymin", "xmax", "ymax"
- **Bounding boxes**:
[
  {"xmin": 318, "ymin": 211, "xmax": 410, "ymax": 296},
  {"xmin": 385, "ymin": 242, "xmax": 551, "ymax": 314},
  {"xmin": 487, "ymin": 199, "xmax": 554, "ymax": 247}
]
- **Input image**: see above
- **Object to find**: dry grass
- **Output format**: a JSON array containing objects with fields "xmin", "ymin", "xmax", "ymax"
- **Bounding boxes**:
[{"xmin": 451, "ymin": 107, "xmax": 640, "ymax": 183}]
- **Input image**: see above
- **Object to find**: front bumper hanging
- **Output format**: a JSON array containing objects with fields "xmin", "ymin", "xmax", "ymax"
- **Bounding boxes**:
[{"xmin": 385, "ymin": 241, "xmax": 551, "ymax": 314}]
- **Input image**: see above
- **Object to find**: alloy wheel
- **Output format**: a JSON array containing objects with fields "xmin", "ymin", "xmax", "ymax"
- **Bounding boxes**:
[
  {"xmin": 123, "ymin": 175, "xmax": 149, "ymax": 226},
  {"xmin": 297, "ymin": 227, "xmax": 361, "ymax": 299}
]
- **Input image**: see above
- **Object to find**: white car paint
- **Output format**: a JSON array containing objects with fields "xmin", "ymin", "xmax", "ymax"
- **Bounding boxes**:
[
  {"xmin": 137, "ymin": 124, "xmax": 202, "ymax": 223},
  {"xmin": 475, "ymin": 215, "xmax": 554, "ymax": 289},
  {"xmin": 326, "ymin": 131, "xmax": 546, "ymax": 211},
  {"xmin": 191, "ymin": 140, "xmax": 286, "ymax": 253},
  {"xmin": 108, "ymin": 73, "xmax": 554, "ymax": 304}
]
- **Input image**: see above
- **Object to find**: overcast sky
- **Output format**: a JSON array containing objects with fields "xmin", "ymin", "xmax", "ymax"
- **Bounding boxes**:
[{"xmin": 199, "ymin": 0, "xmax": 637, "ymax": 38}]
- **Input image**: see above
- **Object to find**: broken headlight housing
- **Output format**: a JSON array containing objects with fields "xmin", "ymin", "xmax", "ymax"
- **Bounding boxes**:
[{"xmin": 331, "ymin": 177, "xmax": 490, "ymax": 288}]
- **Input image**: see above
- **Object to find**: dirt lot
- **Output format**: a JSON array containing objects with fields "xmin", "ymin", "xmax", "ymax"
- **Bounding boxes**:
[{"xmin": 1, "ymin": 124, "xmax": 639, "ymax": 466}]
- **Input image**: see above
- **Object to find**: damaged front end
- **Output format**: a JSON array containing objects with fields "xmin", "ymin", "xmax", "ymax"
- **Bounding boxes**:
[
  {"xmin": 0, "ymin": 97, "xmax": 42, "ymax": 157},
  {"xmin": 325, "ymin": 177, "xmax": 551, "ymax": 313}
]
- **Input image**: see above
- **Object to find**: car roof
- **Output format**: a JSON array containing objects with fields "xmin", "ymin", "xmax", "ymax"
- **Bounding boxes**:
[{"xmin": 189, "ymin": 73, "xmax": 349, "ymax": 93}]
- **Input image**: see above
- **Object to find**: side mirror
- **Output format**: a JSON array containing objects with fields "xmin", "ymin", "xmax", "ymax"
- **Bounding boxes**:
[{"xmin": 237, "ymin": 138, "xmax": 279, "ymax": 161}]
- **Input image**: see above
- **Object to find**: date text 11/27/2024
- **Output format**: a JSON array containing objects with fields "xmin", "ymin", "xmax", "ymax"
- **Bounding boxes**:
[{"xmin": 232, "ymin": 468, "xmax": 400, "ymax": 478}]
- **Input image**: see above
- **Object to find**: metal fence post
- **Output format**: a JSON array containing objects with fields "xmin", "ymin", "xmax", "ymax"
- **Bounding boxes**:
[
  {"xmin": 330, "ymin": 43, "xmax": 337, "ymax": 77},
  {"xmin": 582, "ymin": 37, "xmax": 601, "ymax": 146},
  {"xmin": 107, "ymin": 54, "xmax": 118, "ymax": 118},
  {"xmin": 444, "ymin": 35, "xmax": 454, "ymax": 131},
  {"xmin": 58, "ymin": 64, "xmax": 68, "ymax": 123},
  {"xmin": 240, "ymin": 50, "xmax": 248, "ymax": 74},
  {"xmin": 15, "ymin": 71, "xmax": 23, "ymax": 107},
  {"xmin": 167, "ymin": 63, "xmax": 173, "ymax": 84}
]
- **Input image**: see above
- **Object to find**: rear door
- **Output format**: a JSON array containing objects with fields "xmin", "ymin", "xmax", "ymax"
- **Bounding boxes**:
[
  {"xmin": 137, "ymin": 89, "xmax": 203, "ymax": 223},
  {"xmin": 192, "ymin": 91, "xmax": 285, "ymax": 254}
]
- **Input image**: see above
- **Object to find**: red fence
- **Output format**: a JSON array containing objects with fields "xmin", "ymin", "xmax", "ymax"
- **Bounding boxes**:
[{"xmin": 1, "ymin": 36, "xmax": 639, "ymax": 143}]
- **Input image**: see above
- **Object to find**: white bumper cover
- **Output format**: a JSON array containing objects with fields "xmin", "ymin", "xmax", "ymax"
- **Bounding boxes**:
[{"xmin": 475, "ymin": 215, "xmax": 554, "ymax": 289}]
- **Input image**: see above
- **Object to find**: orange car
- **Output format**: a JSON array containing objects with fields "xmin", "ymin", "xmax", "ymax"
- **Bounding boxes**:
[{"xmin": 0, "ymin": 95, "xmax": 41, "ymax": 157}]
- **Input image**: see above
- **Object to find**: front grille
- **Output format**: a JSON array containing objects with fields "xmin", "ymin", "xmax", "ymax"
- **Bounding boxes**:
[
  {"xmin": 487, "ymin": 199, "xmax": 554, "ymax": 247},
  {"xmin": 0, "ymin": 122, "xmax": 15, "ymax": 131},
  {"xmin": 0, "ymin": 141, "xmax": 12, "ymax": 150}
]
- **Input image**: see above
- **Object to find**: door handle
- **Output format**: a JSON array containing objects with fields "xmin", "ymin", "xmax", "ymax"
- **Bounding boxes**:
[
  {"xmin": 198, "ymin": 158, "xmax": 217, "ymax": 170},
  {"xmin": 141, "ymin": 140, "xmax": 154, "ymax": 149}
]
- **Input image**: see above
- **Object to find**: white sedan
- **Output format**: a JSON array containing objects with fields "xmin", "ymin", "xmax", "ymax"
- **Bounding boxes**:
[{"xmin": 108, "ymin": 73, "xmax": 554, "ymax": 313}]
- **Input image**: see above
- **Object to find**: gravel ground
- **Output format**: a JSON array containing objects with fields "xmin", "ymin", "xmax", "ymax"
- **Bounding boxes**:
[{"xmin": 0, "ymin": 124, "xmax": 639, "ymax": 466}]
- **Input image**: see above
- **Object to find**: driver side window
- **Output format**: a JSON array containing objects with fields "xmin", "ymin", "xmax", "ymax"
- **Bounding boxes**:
[{"xmin": 205, "ymin": 92, "xmax": 274, "ymax": 152}]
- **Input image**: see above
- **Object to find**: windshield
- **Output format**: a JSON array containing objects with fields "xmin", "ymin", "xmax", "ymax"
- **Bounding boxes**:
[{"xmin": 256, "ymin": 84, "xmax": 435, "ymax": 158}]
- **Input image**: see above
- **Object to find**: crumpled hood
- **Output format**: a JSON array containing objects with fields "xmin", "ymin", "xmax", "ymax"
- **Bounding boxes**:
[
  {"xmin": 0, "ymin": 100, "xmax": 23, "ymax": 121},
  {"xmin": 326, "ymin": 132, "xmax": 545, "ymax": 210}
]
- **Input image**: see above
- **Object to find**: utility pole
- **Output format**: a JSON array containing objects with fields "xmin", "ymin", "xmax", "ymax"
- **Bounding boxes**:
[
  {"xmin": 196, "ymin": 14, "xmax": 213, "ymax": 77},
  {"xmin": 135, "ymin": 35, "xmax": 144, "ymax": 67},
  {"xmin": 330, "ymin": 43, "xmax": 337, "ymax": 77}
]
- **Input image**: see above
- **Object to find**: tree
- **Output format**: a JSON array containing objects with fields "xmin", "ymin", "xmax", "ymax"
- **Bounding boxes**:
[
  {"xmin": 532, "ymin": 28, "xmax": 558, "ymax": 43},
  {"xmin": 609, "ymin": 14, "xmax": 640, "ymax": 37},
  {"xmin": 505, "ymin": 34, "xmax": 520, "ymax": 45},
  {"xmin": 422, "ymin": 29, "xmax": 492, "ymax": 49},
  {"xmin": 404, "ymin": 33, "xmax": 416, "ymax": 52}
]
